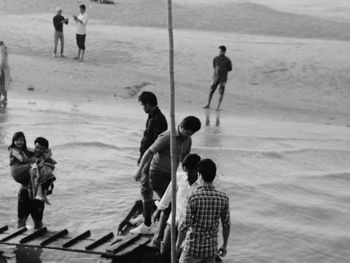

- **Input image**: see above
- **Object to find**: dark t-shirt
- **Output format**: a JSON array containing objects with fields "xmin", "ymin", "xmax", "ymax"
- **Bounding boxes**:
[{"xmin": 53, "ymin": 15, "xmax": 67, "ymax": 32}]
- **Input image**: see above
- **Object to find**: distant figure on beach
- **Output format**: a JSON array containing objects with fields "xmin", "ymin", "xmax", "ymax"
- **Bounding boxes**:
[
  {"xmin": 29, "ymin": 137, "xmax": 57, "ymax": 205},
  {"xmin": 130, "ymin": 92, "xmax": 168, "ymax": 231},
  {"xmin": 131, "ymin": 116, "xmax": 201, "ymax": 240},
  {"xmin": 154, "ymin": 153, "xmax": 201, "ymax": 263},
  {"xmin": 177, "ymin": 159, "xmax": 231, "ymax": 263},
  {"xmin": 0, "ymin": 41, "xmax": 11, "ymax": 104},
  {"xmin": 9, "ymin": 132, "xmax": 45, "ymax": 229},
  {"xmin": 52, "ymin": 7, "xmax": 69, "ymax": 58},
  {"xmin": 203, "ymin": 45, "xmax": 232, "ymax": 111},
  {"xmin": 73, "ymin": 4, "xmax": 89, "ymax": 61}
]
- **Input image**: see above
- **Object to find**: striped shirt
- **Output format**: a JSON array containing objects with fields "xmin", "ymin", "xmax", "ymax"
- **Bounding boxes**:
[{"xmin": 179, "ymin": 185, "xmax": 230, "ymax": 258}]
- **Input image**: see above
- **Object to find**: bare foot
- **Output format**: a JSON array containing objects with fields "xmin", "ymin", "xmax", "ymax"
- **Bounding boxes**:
[
  {"xmin": 74, "ymin": 57, "xmax": 79, "ymax": 60},
  {"xmin": 202, "ymin": 104, "xmax": 210, "ymax": 109}
]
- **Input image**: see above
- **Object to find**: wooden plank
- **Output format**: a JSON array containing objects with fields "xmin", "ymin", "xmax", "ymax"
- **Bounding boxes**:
[
  {"xmin": 0, "ymin": 227, "xmax": 28, "ymax": 242},
  {"xmin": 19, "ymin": 227, "xmax": 47, "ymax": 244},
  {"xmin": 85, "ymin": 232, "xmax": 114, "ymax": 250},
  {"xmin": 62, "ymin": 230, "xmax": 91, "ymax": 248},
  {"xmin": 106, "ymin": 234, "xmax": 140, "ymax": 253},
  {"xmin": 0, "ymin": 226, "xmax": 8, "ymax": 234},
  {"xmin": 40, "ymin": 229, "xmax": 68, "ymax": 246}
]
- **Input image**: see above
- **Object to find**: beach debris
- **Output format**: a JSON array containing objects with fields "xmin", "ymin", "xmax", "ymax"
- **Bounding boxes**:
[
  {"xmin": 124, "ymin": 82, "xmax": 151, "ymax": 98},
  {"xmin": 27, "ymin": 85, "xmax": 35, "ymax": 91}
]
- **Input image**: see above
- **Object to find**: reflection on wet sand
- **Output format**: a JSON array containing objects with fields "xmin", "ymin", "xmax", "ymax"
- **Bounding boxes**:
[{"xmin": 205, "ymin": 109, "xmax": 220, "ymax": 127}]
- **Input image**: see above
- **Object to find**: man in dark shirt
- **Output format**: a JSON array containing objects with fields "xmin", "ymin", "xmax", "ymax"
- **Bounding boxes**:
[
  {"xmin": 129, "ymin": 91, "xmax": 168, "ymax": 231},
  {"xmin": 53, "ymin": 7, "xmax": 68, "ymax": 57},
  {"xmin": 203, "ymin": 45, "xmax": 232, "ymax": 111}
]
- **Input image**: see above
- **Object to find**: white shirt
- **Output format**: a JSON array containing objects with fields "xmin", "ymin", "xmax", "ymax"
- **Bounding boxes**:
[
  {"xmin": 76, "ymin": 13, "xmax": 89, "ymax": 35},
  {"xmin": 155, "ymin": 172, "xmax": 200, "ymax": 225}
]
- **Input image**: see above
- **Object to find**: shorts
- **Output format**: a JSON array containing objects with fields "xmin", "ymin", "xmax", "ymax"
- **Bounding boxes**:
[
  {"xmin": 210, "ymin": 79, "xmax": 226, "ymax": 94},
  {"xmin": 18, "ymin": 188, "xmax": 44, "ymax": 221},
  {"xmin": 76, "ymin": 34, "xmax": 86, "ymax": 50}
]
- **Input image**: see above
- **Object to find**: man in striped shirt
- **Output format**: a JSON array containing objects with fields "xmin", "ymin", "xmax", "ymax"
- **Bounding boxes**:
[{"xmin": 177, "ymin": 159, "xmax": 230, "ymax": 263}]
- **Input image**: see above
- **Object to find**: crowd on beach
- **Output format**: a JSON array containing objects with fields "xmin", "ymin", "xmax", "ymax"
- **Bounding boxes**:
[{"xmin": 2, "ymin": 4, "xmax": 234, "ymax": 263}]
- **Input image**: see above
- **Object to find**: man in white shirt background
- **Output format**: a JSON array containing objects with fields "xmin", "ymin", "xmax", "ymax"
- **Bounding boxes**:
[{"xmin": 73, "ymin": 4, "xmax": 89, "ymax": 61}]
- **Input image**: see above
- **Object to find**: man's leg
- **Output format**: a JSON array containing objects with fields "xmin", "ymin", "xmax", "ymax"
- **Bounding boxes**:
[
  {"xmin": 160, "ymin": 224, "xmax": 172, "ymax": 263},
  {"xmin": 140, "ymin": 163, "xmax": 153, "ymax": 227},
  {"xmin": 31, "ymin": 199, "xmax": 45, "ymax": 229},
  {"xmin": 75, "ymin": 34, "xmax": 81, "ymax": 59},
  {"xmin": 17, "ymin": 188, "xmax": 30, "ymax": 228},
  {"xmin": 216, "ymin": 83, "xmax": 225, "ymax": 110},
  {"xmin": 53, "ymin": 31, "xmax": 59, "ymax": 57},
  {"xmin": 203, "ymin": 81, "xmax": 218, "ymax": 108},
  {"xmin": 60, "ymin": 33, "xmax": 64, "ymax": 56},
  {"xmin": 150, "ymin": 171, "xmax": 171, "ymax": 246},
  {"xmin": 80, "ymin": 34, "xmax": 86, "ymax": 60}
]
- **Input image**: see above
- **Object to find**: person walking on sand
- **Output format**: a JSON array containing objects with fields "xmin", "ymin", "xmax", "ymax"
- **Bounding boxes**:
[
  {"xmin": 0, "ymin": 41, "xmax": 11, "ymax": 104},
  {"xmin": 203, "ymin": 45, "xmax": 232, "ymax": 111},
  {"xmin": 53, "ymin": 7, "xmax": 68, "ymax": 58},
  {"xmin": 73, "ymin": 4, "xmax": 89, "ymax": 61},
  {"xmin": 177, "ymin": 159, "xmax": 231, "ymax": 263},
  {"xmin": 129, "ymin": 92, "xmax": 168, "ymax": 228}
]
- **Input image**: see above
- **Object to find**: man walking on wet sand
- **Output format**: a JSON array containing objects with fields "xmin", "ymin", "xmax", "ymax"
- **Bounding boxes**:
[
  {"xmin": 73, "ymin": 4, "xmax": 89, "ymax": 61},
  {"xmin": 203, "ymin": 45, "xmax": 232, "ymax": 111}
]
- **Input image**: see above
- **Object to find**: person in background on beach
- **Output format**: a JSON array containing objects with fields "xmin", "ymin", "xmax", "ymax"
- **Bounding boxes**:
[
  {"xmin": 30, "ymin": 137, "xmax": 57, "ymax": 205},
  {"xmin": 177, "ymin": 159, "xmax": 230, "ymax": 263},
  {"xmin": 73, "ymin": 4, "xmax": 89, "ymax": 61},
  {"xmin": 129, "ymin": 92, "xmax": 168, "ymax": 228},
  {"xmin": 0, "ymin": 41, "xmax": 11, "ymax": 104},
  {"xmin": 203, "ymin": 45, "xmax": 232, "ymax": 111},
  {"xmin": 154, "ymin": 153, "xmax": 201, "ymax": 263},
  {"xmin": 52, "ymin": 7, "xmax": 69, "ymax": 58},
  {"xmin": 131, "ymin": 116, "xmax": 201, "ymax": 239}
]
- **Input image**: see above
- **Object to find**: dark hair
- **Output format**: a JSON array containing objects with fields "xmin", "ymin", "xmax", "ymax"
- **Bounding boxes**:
[
  {"xmin": 8, "ymin": 132, "xmax": 30, "ymax": 154},
  {"xmin": 80, "ymin": 4, "xmax": 86, "ymax": 9},
  {"xmin": 180, "ymin": 116, "xmax": 201, "ymax": 133},
  {"xmin": 198, "ymin": 159, "xmax": 216, "ymax": 183},
  {"xmin": 182, "ymin": 153, "xmax": 201, "ymax": 171},
  {"xmin": 219, "ymin": 45, "xmax": 226, "ymax": 53},
  {"xmin": 138, "ymin": 91, "xmax": 158, "ymax": 107},
  {"xmin": 34, "ymin": 137, "xmax": 49, "ymax": 149}
]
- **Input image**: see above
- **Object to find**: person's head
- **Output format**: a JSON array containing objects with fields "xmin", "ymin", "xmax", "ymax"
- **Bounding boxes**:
[
  {"xmin": 9, "ymin": 132, "xmax": 28, "ymax": 151},
  {"xmin": 80, "ymin": 4, "xmax": 86, "ymax": 13},
  {"xmin": 219, "ymin": 45, "xmax": 226, "ymax": 55},
  {"xmin": 138, "ymin": 91, "xmax": 158, "ymax": 113},
  {"xmin": 182, "ymin": 153, "xmax": 201, "ymax": 172},
  {"xmin": 56, "ymin": 7, "xmax": 62, "ymax": 15},
  {"xmin": 34, "ymin": 137, "xmax": 49, "ymax": 155},
  {"xmin": 179, "ymin": 116, "xmax": 201, "ymax": 138},
  {"xmin": 198, "ymin": 159, "xmax": 216, "ymax": 183}
]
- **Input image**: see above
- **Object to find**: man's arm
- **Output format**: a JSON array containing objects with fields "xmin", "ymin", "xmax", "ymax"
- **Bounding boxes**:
[
  {"xmin": 219, "ymin": 198, "xmax": 231, "ymax": 257},
  {"xmin": 134, "ymin": 149, "xmax": 153, "ymax": 181},
  {"xmin": 227, "ymin": 58, "xmax": 232, "ymax": 72}
]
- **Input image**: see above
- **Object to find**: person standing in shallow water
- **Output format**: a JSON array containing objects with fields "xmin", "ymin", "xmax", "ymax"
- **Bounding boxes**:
[
  {"xmin": 73, "ymin": 4, "xmax": 89, "ymax": 61},
  {"xmin": 203, "ymin": 45, "xmax": 232, "ymax": 111},
  {"xmin": 52, "ymin": 7, "xmax": 68, "ymax": 58}
]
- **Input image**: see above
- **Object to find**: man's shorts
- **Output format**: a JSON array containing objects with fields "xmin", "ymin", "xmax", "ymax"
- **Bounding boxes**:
[
  {"xmin": 210, "ymin": 79, "xmax": 226, "ymax": 94},
  {"xmin": 76, "ymin": 34, "xmax": 86, "ymax": 50}
]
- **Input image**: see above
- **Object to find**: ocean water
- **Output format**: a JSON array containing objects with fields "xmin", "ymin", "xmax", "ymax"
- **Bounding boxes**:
[{"xmin": 0, "ymin": 98, "xmax": 350, "ymax": 263}]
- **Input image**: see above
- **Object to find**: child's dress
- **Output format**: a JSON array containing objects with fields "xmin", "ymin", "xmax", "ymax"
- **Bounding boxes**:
[{"xmin": 9, "ymin": 147, "xmax": 34, "ymax": 185}]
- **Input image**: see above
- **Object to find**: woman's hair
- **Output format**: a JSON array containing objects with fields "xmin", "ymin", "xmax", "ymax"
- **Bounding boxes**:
[{"xmin": 8, "ymin": 131, "xmax": 30, "ymax": 155}]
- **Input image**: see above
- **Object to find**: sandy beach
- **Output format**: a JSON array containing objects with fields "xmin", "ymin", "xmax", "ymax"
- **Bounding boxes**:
[{"xmin": 1, "ymin": 0, "xmax": 350, "ymax": 262}]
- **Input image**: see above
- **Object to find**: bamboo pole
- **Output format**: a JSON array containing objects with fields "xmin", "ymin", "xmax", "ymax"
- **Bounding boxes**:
[{"xmin": 166, "ymin": 0, "xmax": 177, "ymax": 263}]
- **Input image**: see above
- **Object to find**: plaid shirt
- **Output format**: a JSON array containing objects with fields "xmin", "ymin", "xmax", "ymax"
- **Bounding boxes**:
[{"xmin": 179, "ymin": 185, "xmax": 230, "ymax": 258}]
